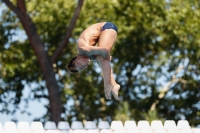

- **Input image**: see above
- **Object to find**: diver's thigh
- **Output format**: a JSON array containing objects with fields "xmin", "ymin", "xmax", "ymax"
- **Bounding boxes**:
[{"xmin": 98, "ymin": 30, "xmax": 117, "ymax": 51}]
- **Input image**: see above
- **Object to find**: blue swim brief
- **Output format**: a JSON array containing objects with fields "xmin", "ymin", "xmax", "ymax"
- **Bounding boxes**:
[{"xmin": 101, "ymin": 22, "xmax": 118, "ymax": 32}]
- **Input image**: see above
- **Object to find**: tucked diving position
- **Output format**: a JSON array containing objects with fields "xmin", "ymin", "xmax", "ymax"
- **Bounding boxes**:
[{"xmin": 67, "ymin": 22, "xmax": 120, "ymax": 101}]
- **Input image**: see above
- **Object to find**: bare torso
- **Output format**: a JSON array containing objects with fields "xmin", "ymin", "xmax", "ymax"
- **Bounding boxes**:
[
  {"xmin": 78, "ymin": 22, "xmax": 106, "ymax": 47},
  {"xmin": 77, "ymin": 22, "xmax": 117, "ymax": 60}
]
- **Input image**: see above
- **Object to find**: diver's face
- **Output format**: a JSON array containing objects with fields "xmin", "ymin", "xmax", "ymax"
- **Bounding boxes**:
[{"xmin": 74, "ymin": 56, "xmax": 90, "ymax": 72}]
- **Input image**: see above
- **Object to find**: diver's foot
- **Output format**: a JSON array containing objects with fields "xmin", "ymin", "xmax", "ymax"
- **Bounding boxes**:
[{"xmin": 111, "ymin": 84, "xmax": 121, "ymax": 101}]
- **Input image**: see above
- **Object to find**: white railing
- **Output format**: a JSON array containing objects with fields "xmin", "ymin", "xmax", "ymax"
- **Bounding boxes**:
[{"xmin": 0, "ymin": 120, "xmax": 199, "ymax": 133}]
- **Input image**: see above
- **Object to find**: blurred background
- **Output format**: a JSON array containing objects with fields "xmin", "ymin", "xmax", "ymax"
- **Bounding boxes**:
[{"xmin": 0, "ymin": 0, "xmax": 199, "ymax": 128}]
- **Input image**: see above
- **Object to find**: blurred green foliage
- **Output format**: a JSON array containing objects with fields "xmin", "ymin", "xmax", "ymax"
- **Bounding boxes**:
[{"xmin": 0, "ymin": 0, "xmax": 200, "ymax": 126}]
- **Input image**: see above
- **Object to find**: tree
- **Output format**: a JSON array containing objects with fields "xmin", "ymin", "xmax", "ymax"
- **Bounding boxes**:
[{"xmin": 1, "ymin": 0, "xmax": 84, "ymax": 124}]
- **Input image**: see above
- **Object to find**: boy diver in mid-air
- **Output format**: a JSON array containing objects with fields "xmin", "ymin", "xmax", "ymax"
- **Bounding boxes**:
[{"xmin": 67, "ymin": 22, "xmax": 120, "ymax": 101}]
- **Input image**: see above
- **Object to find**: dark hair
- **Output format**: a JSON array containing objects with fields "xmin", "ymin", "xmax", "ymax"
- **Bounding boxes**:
[{"xmin": 66, "ymin": 56, "xmax": 78, "ymax": 73}]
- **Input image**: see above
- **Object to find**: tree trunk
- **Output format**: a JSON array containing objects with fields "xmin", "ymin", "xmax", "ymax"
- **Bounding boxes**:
[
  {"xmin": 2, "ymin": 0, "xmax": 62, "ymax": 124},
  {"xmin": 19, "ymin": 9, "xmax": 63, "ymax": 125},
  {"xmin": 23, "ymin": 20, "xmax": 62, "ymax": 123},
  {"xmin": 3, "ymin": 0, "xmax": 84, "ymax": 123}
]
